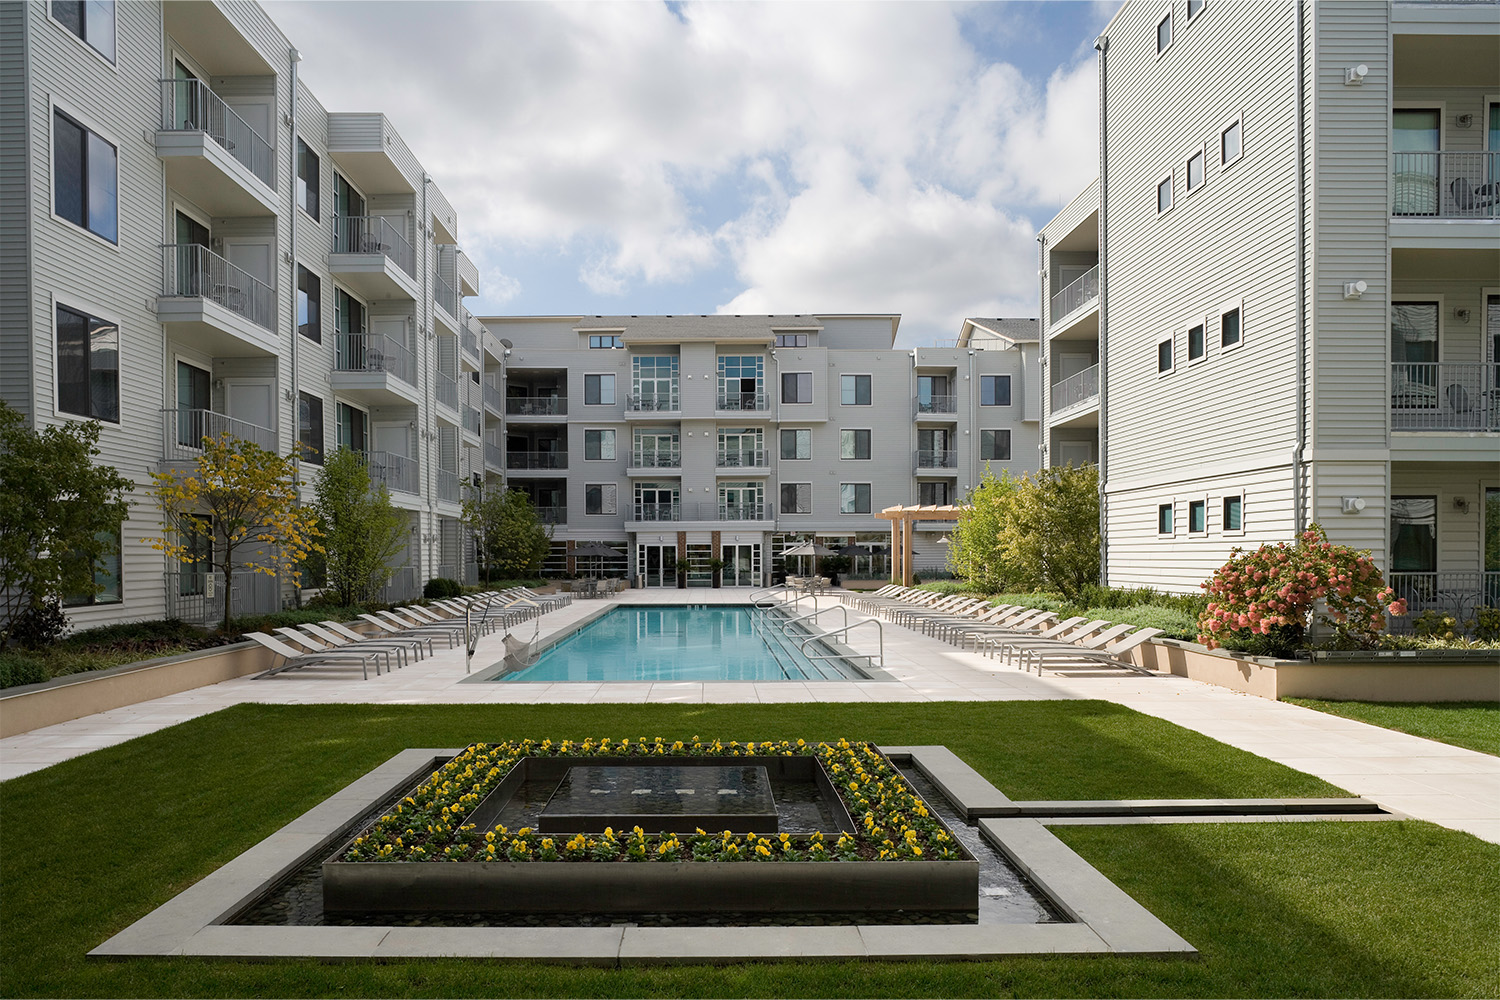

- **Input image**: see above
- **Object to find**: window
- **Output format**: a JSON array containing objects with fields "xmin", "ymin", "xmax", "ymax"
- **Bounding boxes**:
[
  {"xmin": 980, "ymin": 429, "xmax": 1011, "ymax": 460},
  {"xmin": 585, "ymin": 483, "xmax": 617, "ymax": 515},
  {"xmin": 1221, "ymin": 118, "xmax": 1242, "ymax": 166},
  {"xmin": 336, "ymin": 402, "xmax": 367, "ymax": 453},
  {"xmin": 1157, "ymin": 174, "xmax": 1173, "ymax": 214},
  {"xmin": 782, "ymin": 371, "xmax": 812, "ymax": 404},
  {"xmin": 632, "ymin": 355, "xmax": 679, "ymax": 407},
  {"xmin": 62, "ymin": 527, "xmax": 122, "ymax": 607},
  {"xmin": 1220, "ymin": 305, "xmax": 1241, "ymax": 349},
  {"xmin": 780, "ymin": 428, "xmax": 811, "ymax": 460},
  {"xmin": 1390, "ymin": 496, "xmax": 1436, "ymax": 572},
  {"xmin": 979, "ymin": 375, "xmax": 1011, "ymax": 406},
  {"xmin": 840, "ymin": 483, "xmax": 871, "ymax": 514},
  {"xmin": 52, "ymin": 1, "xmax": 115, "ymax": 62},
  {"xmin": 774, "ymin": 333, "xmax": 808, "ymax": 348},
  {"xmin": 297, "ymin": 265, "xmax": 320, "ymax": 343},
  {"xmin": 55, "ymin": 303, "xmax": 118, "ymax": 421},
  {"xmin": 583, "ymin": 373, "xmax": 615, "ymax": 405},
  {"xmin": 296, "ymin": 138, "xmax": 319, "ymax": 220},
  {"xmin": 298, "ymin": 392, "xmax": 324, "ymax": 464},
  {"xmin": 1156, "ymin": 10, "xmax": 1172, "ymax": 54},
  {"xmin": 589, "ymin": 334, "xmax": 623, "ymax": 349},
  {"xmin": 1188, "ymin": 499, "xmax": 1207, "ymax": 533},
  {"xmin": 1223, "ymin": 494, "xmax": 1243, "ymax": 532},
  {"xmin": 584, "ymin": 429, "xmax": 616, "ymax": 461},
  {"xmin": 1158, "ymin": 504, "xmax": 1174, "ymax": 535},
  {"xmin": 1188, "ymin": 322, "xmax": 1205, "ymax": 361},
  {"xmin": 1187, "ymin": 0, "xmax": 1206, "ymax": 20},
  {"xmin": 840, "ymin": 374, "xmax": 871, "ymax": 405},
  {"xmin": 718, "ymin": 355, "xmax": 764, "ymax": 407},
  {"xmin": 840, "ymin": 429, "xmax": 871, "ymax": 460},
  {"xmin": 1187, "ymin": 149, "xmax": 1205, "ymax": 192},
  {"xmin": 918, "ymin": 482, "xmax": 951, "ymax": 506},
  {"xmin": 176, "ymin": 514, "xmax": 212, "ymax": 596},
  {"xmin": 335, "ymin": 287, "xmax": 364, "ymax": 335},
  {"xmin": 1158, "ymin": 337, "xmax": 1174, "ymax": 373},
  {"xmin": 53, "ymin": 109, "xmax": 117, "ymax": 242},
  {"xmin": 780, "ymin": 482, "xmax": 812, "ymax": 515}
]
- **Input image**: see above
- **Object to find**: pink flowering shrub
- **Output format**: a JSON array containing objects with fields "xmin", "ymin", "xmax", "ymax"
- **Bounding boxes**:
[{"xmin": 1197, "ymin": 524, "xmax": 1407, "ymax": 657}]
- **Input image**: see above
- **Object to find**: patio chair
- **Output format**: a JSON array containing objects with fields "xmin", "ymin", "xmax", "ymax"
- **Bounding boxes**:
[
  {"xmin": 358, "ymin": 613, "xmax": 459, "ymax": 648},
  {"xmin": 242, "ymin": 631, "xmax": 385, "ymax": 680},
  {"xmin": 967, "ymin": 614, "xmax": 1091, "ymax": 654},
  {"xmin": 295, "ymin": 622, "xmax": 421, "ymax": 668},
  {"xmin": 890, "ymin": 595, "xmax": 987, "ymax": 628},
  {"xmin": 920, "ymin": 603, "xmax": 1018, "ymax": 639},
  {"xmin": 321, "ymin": 620, "xmax": 433, "ymax": 659},
  {"xmin": 378, "ymin": 609, "xmax": 465, "ymax": 645},
  {"xmin": 1019, "ymin": 627, "xmax": 1164, "ymax": 675},
  {"xmin": 272, "ymin": 627, "xmax": 396, "ymax": 674},
  {"xmin": 993, "ymin": 622, "xmax": 1137, "ymax": 667}
]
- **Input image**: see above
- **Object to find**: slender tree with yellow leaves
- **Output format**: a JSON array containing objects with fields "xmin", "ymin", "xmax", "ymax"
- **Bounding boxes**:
[{"xmin": 145, "ymin": 433, "xmax": 323, "ymax": 631}]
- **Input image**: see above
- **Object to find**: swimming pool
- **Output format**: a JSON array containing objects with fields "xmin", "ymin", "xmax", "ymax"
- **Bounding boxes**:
[{"xmin": 492, "ymin": 605, "xmax": 866, "ymax": 683}]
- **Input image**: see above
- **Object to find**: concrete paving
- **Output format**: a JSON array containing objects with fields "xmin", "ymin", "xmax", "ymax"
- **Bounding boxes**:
[{"xmin": 3, "ymin": 588, "xmax": 1496, "ymax": 843}]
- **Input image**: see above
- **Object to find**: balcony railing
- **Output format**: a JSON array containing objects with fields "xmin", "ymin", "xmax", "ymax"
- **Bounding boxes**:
[
  {"xmin": 164, "ymin": 569, "xmax": 277, "ymax": 624},
  {"xmin": 334, "ymin": 333, "xmax": 416, "ymax": 386},
  {"xmin": 1391, "ymin": 362, "xmax": 1499, "ymax": 431},
  {"xmin": 331, "ymin": 215, "xmax": 415, "ymax": 277},
  {"xmin": 507, "ymin": 450, "xmax": 567, "ymax": 470},
  {"xmin": 915, "ymin": 394, "xmax": 957, "ymax": 416},
  {"xmin": 535, "ymin": 506, "xmax": 567, "ymax": 525},
  {"xmin": 915, "ymin": 449, "xmax": 958, "ymax": 469},
  {"xmin": 157, "ymin": 79, "xmax": 275, "ymax": 189},
  {"xmin": 1393, "ymin": 152, "xmax": 1500, "ymax": 219},
  {"xmin": 1050, "ymin": 264, "xmax": 1099, "ymax": 322},
  {"xmin": 367, "ymin": 450, "xmax": 419, "ymax": 495},
  {"xmin": 483, "ymin": 382, "xmax": 504, "ymax": 414},
  {"xmin": 627, "ymin": 393, "xmax": 681, "ymax": 412},
  {"xmin": 160, "ymin": 408, "xmax": 276, "ymax": 463},
  {"xmin": 433, "ymin": 271, "xmax": 457, "ymax": 318},
  {"xmin": 716, "ymin": 449, "xmax": 768, "ymax": 468},
  {"xmin": 435, "ymin": 372, "xmax": 459, "ymax": 412},
  {"xmin": 506, "ymin": 396, "xmax": 567, "ymax": 416},
  {"xmin": 630, "ymin": 450, "xmax": 682, "ymax": 468},
  {"xmin": 460, "ymin": 324, "xmax": 479, "ymax": 362},
  {"xmin": 463, "ymin": 404, "xmax": 482, "ymax": 436},
  {"xmin": 160, "ymin": 243, "xmax": 275, "ymax": 330},
  {"xmin": 716, "ymin": 390, "xmax": 769, "ymax": 411},
  {"xmin": 715, "ymin": 502, "xmax": 773, "ymax": 521},
  {"xmin": 377, "ymin": 566, "xmax": 418, "ymax": 605},
  {"xmin": 436, "ymin": 469, "xmax": 460, "ymax": 503},
  {"xmin": 1051, "ymin": 364, "xmax": 1100, "ymax": 414},
  {"xmin": 633, "ymin": 503, "xmax": 680, "ymax": 522},
  {"xmin": 1388, "ymin": 571, "xmax": 1500, "ymax": 630},
  {"xmin": 484, "ymin": 442, "xmax": 503, "ymax": 469},
  {"xmin": 437, "ymin": 563, "xmax": 458, "ymax": 581}
]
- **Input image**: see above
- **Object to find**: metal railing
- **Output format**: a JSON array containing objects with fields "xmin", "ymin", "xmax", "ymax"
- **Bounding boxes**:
[
  {"xmin": 378, "ymin": 566, "xmax": 418, "ymax": 605},
  {"xmin": 914, "ymin": 394, "xmax": 957, "ymax": 415},
  {"xmin": 437, "ymin": 563, "xmax": 458, "ymax": 581},
  {"xmin": 460, "ymin": 325, "xmax": 479, "ymax": 361},
  {"xmin": 463, "ymin": 404, "xmax": 482, "ymax": 436},
  {"xmin": 534, "ymin": 506, "xmax": 567, "ymax": 525},
  {"xmin": 160, "ymin": 243, "xmax": 275, "ymax": 330},
  {"xmin": 483, "ymin": 382, "xmax": 504, "ymax": 414},
  {"xmin": 484, "ymin": 442, "xmax": 503, "ymax": 469},
  {"xmin": 633, "ymin": 503, "xmax": 680, "ymax": 521},
  {"xmin": 1049, "ymin": 264, "xmax": 1100, "ymax": 322},
  {"xmin": 331, "ymin": 214, "xmax": 415, "ymax": 277},
  {"xmin": 715, "ymin": 502, "xmax": 773, "ymax": 521},
  {"xmin": 164, "ymin": 569, "xmax": 277, "ymax": 624},
  {"xmin": 1391, "ymin": 362, "xmax": 1499, "ymax": 431},
  {"xmin": 717, "ymin": 390, "xmax": 769, "ymax": 411},
  {"xmin": 1388, "ymin": 571, "xmax": 1500, "ymax": 629},
  {"xmin": 1393, "ymin": 151, "xmax": 1500, "ymax": 219},
  {"xmin": 160, "ymin": 408, "xmax": 276, "ymax": 462},
  {"xmin": 334, "ymin": 333, "xmax": 416, "ymax": 386},
  {"xmin": 433, "ymin": 272, "xmax": 457, "ymax": 318},
  {"xmin": 1051, "ymin": 363, "xmax": 1100, "ymax": 413},
  {"xmin": 435, "ymin": 372, "xmax": 459, "ymax": 412},
  {"xmin": 630, "ymin": 449, "xmax": 682, "ymax": 468},
  {"xmin": 436, "ymin": 470, "xmax": 460, "ymax": 503},
  {"xmin": 157, "ymin": 79, "xmax": 275, "ymax": 189},
  {"xmin": 507, "ymin": 450, "xmax": 567, "ymax": 470},
  {"xmin": 506, "ymin": 396, "xmax": 567, "ymax": 416},
  {"xmin": 627, "ymin": 393, "xmax": 681, "ymax": 412},
  {"xmin": 366, "ymin": 450, "xmax": 419, "ymax": 495},
  {"xmin": 716, "ymin": 449, "xmax": 768, "ymax": 468},
  {"xmin": 915, "ymin": 449, "xmax": 958, "ymax": 469}
]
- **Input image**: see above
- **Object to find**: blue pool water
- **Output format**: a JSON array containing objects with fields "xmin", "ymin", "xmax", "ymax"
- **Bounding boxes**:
[{"xmin": 495, "ymin": 605, "xmax": 863, "ymax": 682}]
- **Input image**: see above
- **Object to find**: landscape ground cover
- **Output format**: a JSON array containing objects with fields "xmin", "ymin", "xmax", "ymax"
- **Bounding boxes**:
[
  {"xmin": 2, "ymin": 701, "xmax": 1495, "ymax": 999},
  {"xmin": 1284, "ymin": 698, "xmax": 1500, "ymax": 757}
]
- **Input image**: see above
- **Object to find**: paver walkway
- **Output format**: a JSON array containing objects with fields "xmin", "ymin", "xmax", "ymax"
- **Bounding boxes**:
[{"xmin": 2, "ymin": 589, "xmax": 1495, "ymax": 843}]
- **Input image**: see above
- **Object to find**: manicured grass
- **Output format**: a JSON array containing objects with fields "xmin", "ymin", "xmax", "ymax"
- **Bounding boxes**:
[
  {"xmin": 3, "ymin": 701, "xmax": 1496, "ymax": 998},
  {"xmin": 1285, "ymin": 698, "xmax": 1500, "ymax": 757}
]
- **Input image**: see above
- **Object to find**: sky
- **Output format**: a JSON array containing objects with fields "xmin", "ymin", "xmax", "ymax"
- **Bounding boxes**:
[{"xmin": 265, "ymin": 0, "xmax": 1116, "ymax": 347}]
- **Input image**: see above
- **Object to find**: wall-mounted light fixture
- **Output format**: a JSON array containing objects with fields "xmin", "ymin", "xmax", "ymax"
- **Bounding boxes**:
[
  {"xmin": 1343, "ymin": 280, "xmax": 1368, "ymax": 300},
  {"xmin": 1341, "ymin": 496, "xmax": 1366, "ymax": 514},
  {"xmin": 1453, "ymin": 496, "xmax": 1471, "ymax": 514},
  {"xmin": 1455, "ymin": 308, "xmax": 1471, "ymax": 323},
  {"xmin": 1345, "ymin": 64, "xmax": 1368, "ymax": 85}
]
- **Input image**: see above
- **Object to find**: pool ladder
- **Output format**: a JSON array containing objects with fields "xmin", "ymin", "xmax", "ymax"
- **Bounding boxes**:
[
  {"xmin": 752, "ymin": 607, "xmax": 849, "ymax": 680},
  {"xmin": 762, "ymin": 604, "xmax": 885, "ymax": 675}
]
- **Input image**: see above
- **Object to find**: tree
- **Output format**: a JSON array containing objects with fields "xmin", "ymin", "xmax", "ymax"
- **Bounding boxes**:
[
  {"xmin": 946, "ymin": 468, "xmax": 1026, "ymax": 592},
  {"xmin": 145, "ymin": 432, "xmax": 323, "ymax": 631},
  {"xmin": 0, "ymin": 402, "xmax": 133, "ymax": 642},
  {"xmin": 311, "ymin": 448, "xmax": 408, "ymax": 606},
  {"xmin": 947, "ymin": 464, "xmax": 1100, "ymax": 599},
  {"xmin": 463, "ymin": 485, "xmax": 551, "ymax": 581}
]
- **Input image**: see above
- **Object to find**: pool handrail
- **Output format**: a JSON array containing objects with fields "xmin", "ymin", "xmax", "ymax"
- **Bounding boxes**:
[
  {"xmin": 775, "ymin": 603, "xmax": 849, "ymax": 636},
  {"xmin": 798, "ymin": 616, "xmax": 884, "ymax": 670}
]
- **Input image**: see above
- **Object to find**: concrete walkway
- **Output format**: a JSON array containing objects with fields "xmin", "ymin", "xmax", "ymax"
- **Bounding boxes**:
[{"xmin": 2, "ymin": 589, "xmax": 1495, "ymax": 843}]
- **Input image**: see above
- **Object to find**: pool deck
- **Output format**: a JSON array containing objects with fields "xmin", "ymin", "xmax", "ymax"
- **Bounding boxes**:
[{"xmin": 2, "ymin": 588, "xmax": 1496, "ymax": 844}]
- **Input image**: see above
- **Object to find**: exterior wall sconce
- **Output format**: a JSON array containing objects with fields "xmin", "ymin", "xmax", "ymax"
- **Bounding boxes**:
[
  {"xmin": 1341, "ymin": 496, "xmax": 1366, "ymax": 514},
  {"xmin": 1345, "ymin": 64, "xmax": 1368, "ymax": 85},
  {"xmin": 1343, "ymin": 280, "xmax": 1368, "ymax": 300}
]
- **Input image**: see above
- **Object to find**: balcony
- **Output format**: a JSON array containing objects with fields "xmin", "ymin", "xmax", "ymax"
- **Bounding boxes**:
[
  {"xmin": 507, "ymin": 450, "xmax": 568, "ymax": 471},
  {"xmin": 483, "ymin": 382, "xmax": 504, "ymax": 416},
  {"xmin": 535, "ymin": 506, "xmax": 567, "ymax": 525},
  {"xmin": 436, "ymin": 469, "xmax": 461, "ymax": 504},
  {"xmin": 462, "ymin": 403, "xmax": 482, "ymax": 440},
  {"xmin": 914, "ymin": 394, "xmax": 958, "ymax": 418},
  {"xmin": 435, "ymin": 372, "xmax": 460, "ymax": 414},
  {"xmin": 1051, "ymin": 364, "xmax": 1100, "ymax": 417},
  {"xmin": 459, "ymin": 322, "xmax": 480, "ymax": 371},
  {"xmin": 632, "ymin": 503, "xmax": 681, "ymax": 522},
  {"xmin": 1393, "ymin": 152, "xmax": 1499, "ymax": 220},
  {"xmin": 714, "ymin": 502, "xmax": 774, "ymax": 522},
  {"xmin": 1049, "ymin": 265, "xmax": 1100, "ymax": 326},
  {"xmin": 484, "ymin": 441, "xmax": 504, "ymax": 472},
  {"xmin": 629, "ymin": 450, "xmax": 682, "ymax": 472},
  {"xmin": 331, "ymin": 333, "xmax": 420, "ymax": 405},
  {"xmin": 716, "ymin": 390, "xmax": 770, "ymax": 413},
  {"xmin": 506, "ymin": 396, "xmax": 568, "ymax": 418},
  {"xmin": 159, "ymin": 408, "xmax": 275, "ymax": 465},
  {"xmin": 155, "ymin": 79, "xmax": 277, "ymax": 216},
  {"xmin": 329, "ymin": 215, "xmax": 418, "ymax": 300},
  {"xmin": 626, "ymin": 393, "xmax": 682, "ymax": 416},
  {"xmin": 1391, "ymin": 363, "xmax": 1499, "ymax": 431},
  {"xmin": 715, "ymin": 449, "xmax": 769, "ymax": 472},
  {"xmin": 156, "ymin": 244, "xmax": 277, "ymax": 356},
  {"xmin": 433, "ymin": 272, "xmax": 458, "ymax": 328},
  {"xmin": 366, "ymin": 450, "xmax": 419, "ymax": 496},
  {"xmin": 1388, "ymin": 571, "xmax": 1499, "ymax": 630},
  {"xmin": 915, "ymin": 449, "xmax": 958, "ymax": 470}
]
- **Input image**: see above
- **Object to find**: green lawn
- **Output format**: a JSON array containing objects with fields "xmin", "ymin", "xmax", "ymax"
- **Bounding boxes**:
[
  {"xmin": 1285, "ymin": 698, "xmax": 1500, "ymax": 757},
  {"xmin": 3, "ymin": 701, "xmax": 1497, "ymax": 999}
]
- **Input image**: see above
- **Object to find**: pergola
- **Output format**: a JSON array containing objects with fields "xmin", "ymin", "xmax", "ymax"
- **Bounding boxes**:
[{"xmin": 874, "ymin": 504, "xmax": 969, "ymax": 586}]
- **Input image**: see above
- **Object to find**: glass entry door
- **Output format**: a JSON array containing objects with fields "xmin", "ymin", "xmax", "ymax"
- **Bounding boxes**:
[
  {"xmin": 721, "ymin": 543, "xmax": 760, "ymax": 587},
  {"xmin": 637, "ymin": 543, "xmax": 678, "ymax": 588}
]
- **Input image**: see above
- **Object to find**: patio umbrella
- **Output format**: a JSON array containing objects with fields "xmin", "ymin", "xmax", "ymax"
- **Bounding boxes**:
[
  {"xmin": 837, "ymin": 544, "xmax": 872, "ymax": 557},
  {"xmin": 570, "ymin": 542, "xmax": 620, "ymax": 578},
  {"xmin": 782, "ymin": 541, "xmax": 837, "ymax": 575}
]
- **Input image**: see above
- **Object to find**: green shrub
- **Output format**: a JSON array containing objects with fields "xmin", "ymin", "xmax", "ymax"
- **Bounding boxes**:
[
  {"xmin": 1470, "ymin": 607, "xmax": 1500, "ymax": 642},
  {"xmin": 1075, "ymin": 604, "xmax": 1200, "ymax": 641},
  {"xmin": 0, "ymin": 653, "xmax": 47, "ymax": 688},
  {"xmin": 914, "ymin": 580, "xmax": 976, "ymax": 596},
  {"xmin": 423, "ymin": 577, "xmax": 462, "ymax": 599},
  {"xmin": 56, "ymin": 618, "xmax": 207, "ymax": 649},
  {"xmin": 9, "ymin": 599, "xmax": 69, "ymax": 648},
  {"xmin": 988, "ymin": 592, "xmax": 1067, "ymax": 612}
]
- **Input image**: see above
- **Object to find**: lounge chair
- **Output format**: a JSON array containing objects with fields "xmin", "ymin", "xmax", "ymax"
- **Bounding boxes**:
[
  {"xmin": 993, "ymin": 621, "xmax": 1136, "ymax": 667},
  {"xmin": 242, "ymin": 631, "xmax": 385, "ymax": 680},
  {"xmin": 295, "ymin": 622, "xmax": 422, "ymax": 668},
  {"xmin": 272, "ymin": 627, "xmax": 396, "ymax": 673},
  {"xmin": 1020, "ymin": 627, "xmax": 1164, "ymax": 674},
  {"xmin": 358, "ymin": 613, "xmax": 459, "ymax": 648},
  {"xmin": 321, "ymin": 620, "xmax": 434, "ymax": 658}
]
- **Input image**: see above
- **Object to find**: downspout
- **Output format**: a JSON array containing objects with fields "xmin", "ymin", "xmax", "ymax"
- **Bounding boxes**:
[
  {"xmin": 422, "ymin": 173, "xmax": 433, "ymax": 578},
  {"xmin": 1094, "ymin": 32, "xmax": 1109, "ymax": 586},
  {"xmin": 288, "ymin": 48, "xmax": 300, "ymax": 471},
  {"xmin": 1036, "ymin": 234, "xmax": 1047, "ymax": 469},
  {"xmin": 909, "ymin": 349, "xmax": 917, "ymax": 506},
  {"xmin": 1293, "ymin": 0, "xmax": 1308, "ymax": 533}
]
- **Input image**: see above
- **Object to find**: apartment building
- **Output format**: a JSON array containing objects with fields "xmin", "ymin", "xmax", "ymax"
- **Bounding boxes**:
[
  {"xmin": 477, "ymin": 314, "xmax": 1040, "ymax": 587},
  {"xmin": 1, "ymin": 0, "xmax": 490, "ymax": 628},
  {"xmin": 1040, "ymin": 0, "xmax": 1498, "ymax": 618}
]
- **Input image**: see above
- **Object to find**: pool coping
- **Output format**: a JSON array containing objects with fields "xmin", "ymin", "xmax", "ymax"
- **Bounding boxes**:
[
  {"xmin": 88, "ymin": 745, "xmax": 1197, "ymax": 963},
  {"xmin": 461, "ymin": 602, "xmax": 897, "ymax": 684}
]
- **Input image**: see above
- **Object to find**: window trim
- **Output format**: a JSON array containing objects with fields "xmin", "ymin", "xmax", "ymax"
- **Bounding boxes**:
[
  {"xmin": 839, "ymin": 482, "xmax": 873, "ymax": 515},
  {"xmin": 979, "ymin": 374, "xmax": 1012, "ymax": 407},
  {"xmin": 840, "ymin": 427, "xmax": 873, "ymax": 461},
  {"xmin": 295, "ymin": 137, "xmax": 321, "ymax": 222},
  {"xmin": 62, "ymin": 526, "xmax": 123, "ymax": 607},
  {"xmin": 839, "ymin": 372, "xmax": 873, "ymax": 406},
  {"xmin": 1157, "ymin": 503, "xmax": 1175, "ymax": 536},
  {"xmin": 587, "ymin": 334, "xmax": 624, "ymax": 349},
  {"xmin": 49, "ymin": 98, "xmax": 120, "ymax": 247},
  {"xmin": 780, "ymin": 427, "xmax": 812, "ymax": 461},
  {"xmin": 1156, "ymin": 170, "xmax": 1175, "ymax": 216},
  {"xmin": 583, "ymin": 428, "xmax": 617, "ymax": 462},
  {"xmin": 1157, "ymin": 335, "xmax": 1175, "ymax": 376},
  {"xmin": 773, "ymin": 333, "xmax": 809, "ymax": 348},
  {"xmin": 584, "ymin": 483, "xmax": 617, "ymax": 516},
  {"xmin": 582, "ymin": 372, "xmax": 617, "ymax": 406},
  {"xmin": 1219, "ymin": 112, "xmax": 1244, "ymax": 170},
  {"xmin": 1186, "ymin": 317, "xmax": 1207, "ymax": 365},
  {"xmin": 1221, "ymin": 491, "xmax": 1245, "ymax": 536},
  {"xmin": 1187, "ymin": 498, "xmax": 1209, "ymax": 536},
  {"xmin": 47, "ymin": 1, "xmax": 118, "ymax": 69},
  {"xmin": 297, "ymin": 390, "xmax": 325, "ymax": 465},
  {"xmin": 1186, "ymin": 0, "xmax": 1208, "ymax": 24},
  {"xmin": 781, "ymin": 371, "xmax": 814, "ymax": 405},
  {"xmin": 1218, "ymin": 297, "xmax": 1245, "ymax": 352},
  {"xmin": 1155, "ymin": 8, "xmax": 1174, "ymax": 58},
  {"xmin": 779, "ymin": 482, "xmax": 813, "ymax": 515},
  {"xmin": 979, "ymin": 428, "xmax": 1012, "ymax": 462},
  {"xmin": 52, "ymin": 294, "xmax": 121, "ymax": 424},
  {"xmin": 296, "ymin": 263, "xmax": 322, "ymax": 344},
  {"xmin": 334, "ymin": 398, "xmax": 370, "ymax": 454},
  {"xmin": 1185, "ymin": 143, "xmax": 1207, "ymax": 195}
]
